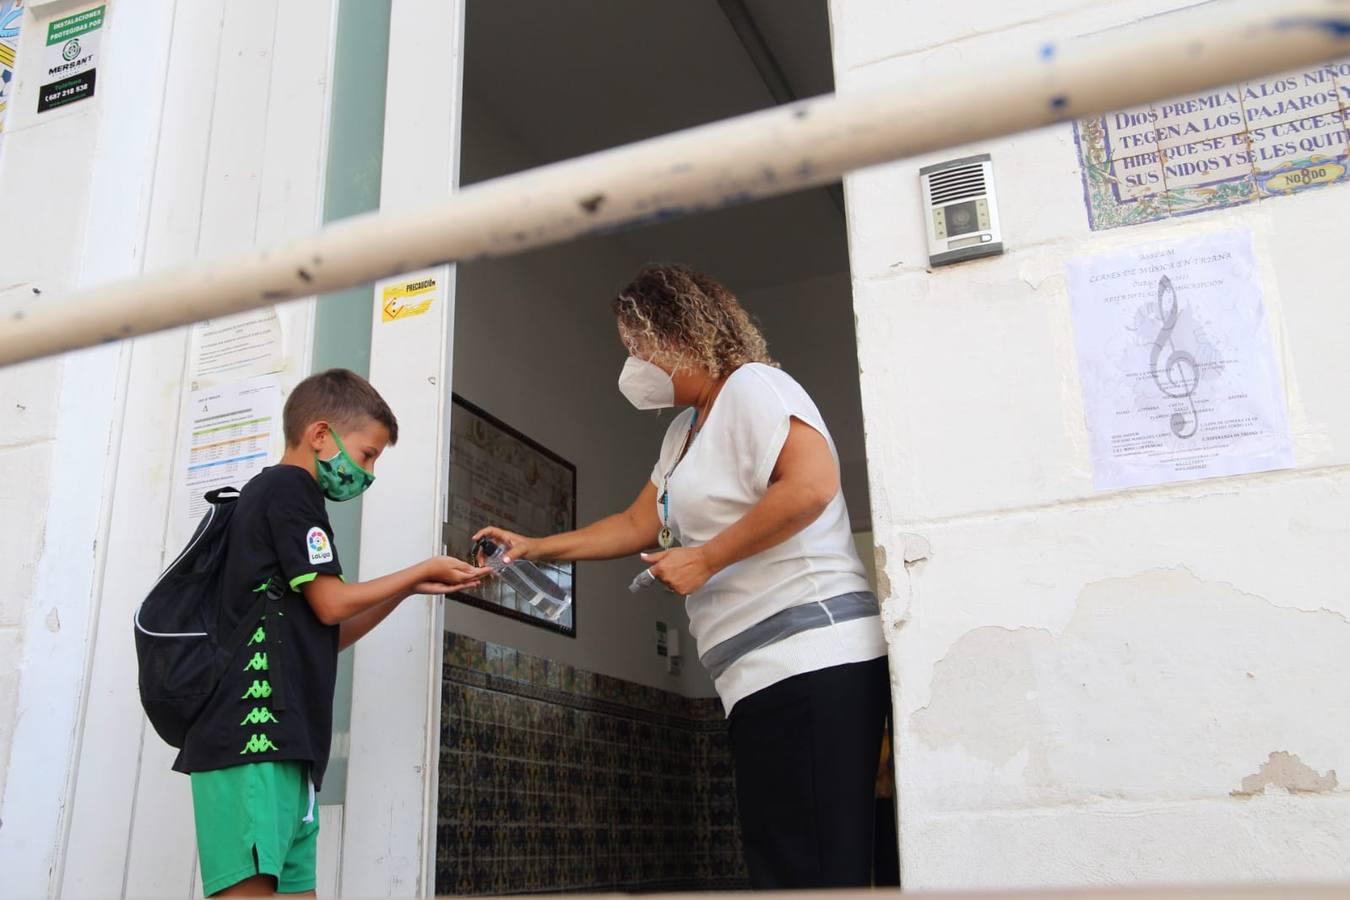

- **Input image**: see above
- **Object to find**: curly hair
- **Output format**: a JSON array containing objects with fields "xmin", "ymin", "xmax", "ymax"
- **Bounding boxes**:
[{"xmin": 612, "ymin": 264, "xmax": 776, "ymax": 379}]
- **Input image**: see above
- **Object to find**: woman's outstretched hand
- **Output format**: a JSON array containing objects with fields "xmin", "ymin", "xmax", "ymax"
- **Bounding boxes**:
[
  {"xmin": 472, "ymin": 526, "xmax": 537, "ymax": 564},
  {"xmin": 640, "ymin": 547, "xmax": 716, "ymax": 596}
]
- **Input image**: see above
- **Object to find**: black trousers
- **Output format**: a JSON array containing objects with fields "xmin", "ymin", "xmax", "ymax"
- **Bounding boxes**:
[{"xmin": 727, "ymin": 656, "xmax": 891, "ymax": 889}]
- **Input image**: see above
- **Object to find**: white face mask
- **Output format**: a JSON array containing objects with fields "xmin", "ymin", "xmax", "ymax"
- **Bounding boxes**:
[{"xmin": 618, "ymin": 357, "xmax": 675, "ymax": 410}]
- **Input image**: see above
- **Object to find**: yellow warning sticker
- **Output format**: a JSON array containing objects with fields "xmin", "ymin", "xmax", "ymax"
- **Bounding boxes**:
[{"xmin": 381, "ymin": 276, "xmax": 438, "ymax": 322}]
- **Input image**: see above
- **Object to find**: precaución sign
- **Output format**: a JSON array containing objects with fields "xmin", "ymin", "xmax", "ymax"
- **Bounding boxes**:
[
  {"xmin": 38, "ymin": 5, "xmax": 102, "ymax": 113},
  {"xmin": 380, "ymin": 274, "xmax": 440, "ymax": 322}
]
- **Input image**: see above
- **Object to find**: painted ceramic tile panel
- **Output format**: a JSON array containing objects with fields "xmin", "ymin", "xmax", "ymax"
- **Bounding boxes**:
[{"xmin": 1075, "ymin": 59, "xmax": 1350, "ymax": 229}]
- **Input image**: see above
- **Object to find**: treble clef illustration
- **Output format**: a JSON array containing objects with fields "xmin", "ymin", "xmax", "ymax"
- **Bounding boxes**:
[{"xmin": 1149, "ymin": 274, "xmax": 1200, "ymax": 439}]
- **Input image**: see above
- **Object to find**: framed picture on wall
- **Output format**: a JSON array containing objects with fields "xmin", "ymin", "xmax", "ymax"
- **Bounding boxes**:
[{"xmin": 444, "ymin": 394, "xmax": 577, "ymax": 637}]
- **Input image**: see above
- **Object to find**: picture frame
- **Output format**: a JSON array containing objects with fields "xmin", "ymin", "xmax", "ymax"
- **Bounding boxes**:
[{"xmin": 444, "ymin": 394, "xmax": 577, "ymax": 637}]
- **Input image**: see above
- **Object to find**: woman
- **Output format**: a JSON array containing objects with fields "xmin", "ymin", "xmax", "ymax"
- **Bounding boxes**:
[{"xmin": 475, "ymin": 264, "xmax": 889, "ymax": 888}]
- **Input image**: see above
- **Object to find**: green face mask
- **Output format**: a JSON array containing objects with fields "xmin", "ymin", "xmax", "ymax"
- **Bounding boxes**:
[{"xmin": 315, "ymin": 430, "xmax": 375, "ymax": 502}]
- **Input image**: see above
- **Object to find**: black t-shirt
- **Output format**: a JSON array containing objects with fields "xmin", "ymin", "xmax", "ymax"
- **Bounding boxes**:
[{"xmin": 173, "ymin": 465, "xmax": 343, "ymax": 789}]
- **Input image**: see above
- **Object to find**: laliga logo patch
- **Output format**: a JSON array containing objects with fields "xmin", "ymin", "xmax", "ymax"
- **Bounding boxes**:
[{"xmin": 307, "ymin": 527, "xmax": 333, "ymax": 564}]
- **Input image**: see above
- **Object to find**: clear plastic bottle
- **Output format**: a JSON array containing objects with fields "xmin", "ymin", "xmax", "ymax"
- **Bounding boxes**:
[{"xmin": 475, "ymin": 539, "xmax": 572, "ymax": 621}]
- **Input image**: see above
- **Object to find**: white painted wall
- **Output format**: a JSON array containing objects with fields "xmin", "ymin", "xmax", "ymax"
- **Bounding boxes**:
[
  {"xmin": 0, "ymin": 0, "xmax": 104, "ymax": 831},
  {"xmin": 831, "ymin": 0, "xmax": 1350, "ymax": 889},
  {"xmin": 0, "ymin": 0, "xmax": 172, "ymax": 892},
  {"xmin": 0, "ymin": 2, "xmax": 338, "ymax": 897}
]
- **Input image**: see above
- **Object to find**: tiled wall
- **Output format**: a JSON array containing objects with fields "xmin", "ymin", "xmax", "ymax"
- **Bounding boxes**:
[{"xmin": 437, "ymin": 634, "xmax": 748, "ymax": 895}]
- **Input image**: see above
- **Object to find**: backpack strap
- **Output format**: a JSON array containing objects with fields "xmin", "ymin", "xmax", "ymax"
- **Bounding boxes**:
[{"xmin": 204, "ymin": 486, "xmax": 241, "ymax": 504}]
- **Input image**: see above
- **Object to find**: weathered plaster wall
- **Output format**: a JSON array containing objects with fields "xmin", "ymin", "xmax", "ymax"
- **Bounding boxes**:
[
  {"xmin": 0, "ymin": 353, "xmax": 59, "ymax": 820},
  {"xmin": 831, "ymin": 0, "xmax": 1350, "ymax": 888}
]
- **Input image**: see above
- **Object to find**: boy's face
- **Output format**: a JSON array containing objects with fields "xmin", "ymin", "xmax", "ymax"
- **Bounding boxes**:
[{"xmin": 310, "ymin": 418, "xmax": 391, "ymax": 474}]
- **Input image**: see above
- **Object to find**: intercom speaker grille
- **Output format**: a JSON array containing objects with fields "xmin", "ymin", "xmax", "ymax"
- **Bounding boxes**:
[{"xmin": 927, "ymin": 164, "xmax": 987, "ymax": 205}]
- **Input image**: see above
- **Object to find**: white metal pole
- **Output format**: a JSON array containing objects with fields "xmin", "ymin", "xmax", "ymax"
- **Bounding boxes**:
[{"xmin": 1, "ymin": 0, "xmax": 1346, "ymax": 367}]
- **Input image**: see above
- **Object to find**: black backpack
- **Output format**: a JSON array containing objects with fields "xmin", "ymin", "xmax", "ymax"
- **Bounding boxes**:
[{"xmin": 134, "ymin": 486, "xmax": 286, "ymax": 748}]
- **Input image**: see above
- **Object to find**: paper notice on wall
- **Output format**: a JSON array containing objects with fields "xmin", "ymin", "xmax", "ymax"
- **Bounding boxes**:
[
  {"xmin": 1066, "ymin": 230, "xmax": 1293, "ymax": 491},
  {"xmin": 188, "ymin": 309, "xmax": 284, "ymax": 389},
  {"xmin": 180, "ymin": 375, "xmax": 282, "ymax": 525}
]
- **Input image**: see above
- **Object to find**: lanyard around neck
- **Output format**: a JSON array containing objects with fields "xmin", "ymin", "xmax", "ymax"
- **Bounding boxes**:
[{"xmin": 658, "ymin": 407, "xmax": 699, "ymax": 548}]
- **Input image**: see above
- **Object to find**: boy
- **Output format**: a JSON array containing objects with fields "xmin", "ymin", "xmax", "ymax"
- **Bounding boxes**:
[{"xmin": 172, "ymin": 368, "xmax": 487, "ymax": 897}]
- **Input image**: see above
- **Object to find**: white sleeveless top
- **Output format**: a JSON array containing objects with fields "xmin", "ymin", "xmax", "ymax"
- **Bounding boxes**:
[{"xmin": 650, "ymin": 364, "xmax": 885, "ymax": 713}]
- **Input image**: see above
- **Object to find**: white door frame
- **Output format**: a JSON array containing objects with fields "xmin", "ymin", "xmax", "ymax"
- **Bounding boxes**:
[{"xmin": 339, "ymin": 0, "xmax": 465, "ymax": 895}]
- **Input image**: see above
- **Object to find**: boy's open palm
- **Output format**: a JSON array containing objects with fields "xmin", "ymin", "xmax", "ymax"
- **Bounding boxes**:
[{"xmin": 418, "ymin": 556, "xmax": 491, "ymax": 596}]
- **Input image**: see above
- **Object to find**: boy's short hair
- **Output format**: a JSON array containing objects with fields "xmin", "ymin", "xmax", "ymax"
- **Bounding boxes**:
[{"xmin": 283, "ymin": 369, "xmax": 399, "ymax": 447}]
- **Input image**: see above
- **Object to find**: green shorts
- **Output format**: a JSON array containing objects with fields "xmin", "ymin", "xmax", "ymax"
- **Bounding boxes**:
[{"xmin": 190, "ymin": 760, "xmax": 318, "ymax": 896}]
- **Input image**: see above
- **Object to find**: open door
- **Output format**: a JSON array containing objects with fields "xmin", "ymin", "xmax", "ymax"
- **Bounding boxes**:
[{"xmin": 338, "ymin": 0, "xmax": 466, "ymax": 896}]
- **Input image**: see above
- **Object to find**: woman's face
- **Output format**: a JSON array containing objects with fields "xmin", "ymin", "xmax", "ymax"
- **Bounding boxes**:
[{"xmin": 616, "ymin": 323, "xmax": 711, "ymax": 402}]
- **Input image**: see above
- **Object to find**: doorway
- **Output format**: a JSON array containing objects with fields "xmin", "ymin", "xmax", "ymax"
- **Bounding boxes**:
[{"xmin": 435, "ymin": 1, "xmax": 880, "ymax": 893}]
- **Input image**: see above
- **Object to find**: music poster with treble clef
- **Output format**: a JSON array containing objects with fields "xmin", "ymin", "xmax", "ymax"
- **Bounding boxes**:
[{"xmin": 1066, "ymin": 229, "xmax": 1293, "ymax": 491}]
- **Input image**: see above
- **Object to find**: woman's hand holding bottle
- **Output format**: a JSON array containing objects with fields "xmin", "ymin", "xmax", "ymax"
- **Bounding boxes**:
[{"xmin": 471, "ymin": 526, "xmax": 537, "ymax": 564}]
